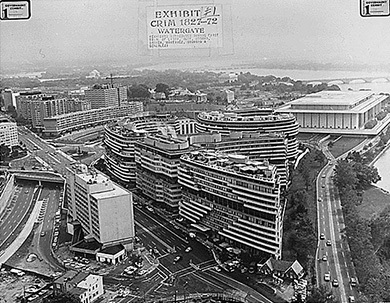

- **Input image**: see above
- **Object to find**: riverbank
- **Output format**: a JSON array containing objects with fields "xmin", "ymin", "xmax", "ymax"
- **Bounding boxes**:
[{"xmin": 369, "ymin": 140, "xmax": 390, "ymax": 166}]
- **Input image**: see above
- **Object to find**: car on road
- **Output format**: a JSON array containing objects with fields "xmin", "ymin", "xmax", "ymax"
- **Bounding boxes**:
[
  {"xmin": 322, "ymin": 184, "xmax": 325, "ymax": 188},
  {"xmin": 326, "ymin": 240, "xmax": 332, "ymax": 246},
  {"xmin": 214, "ymin": 266, "xmax": 221, "ymax": 272},
  {"xmin": 322, "ymin": 254, "xmax": 327, "ymax": 261},
  {"xmin": 350, "ymin": 277, "xmax": 357, "ymax": 286},
  {"xmin": 322, "ymin": 174, "xmax": 326, "ymax": 178},
  {"xmin": 318, "ymin": 198, "xmax": 322, "ymax": 202},
  {"xmin": 332, "ymin": 279, "xmax": 339, "ymax": 287},
  {"xmin": 173, "ymin": 255, "xmax": 182, "ymax": 263},
  {"xmin": 40, "ymin": 232, "xmax": 45, "ymax": 237},
  {"xmin": 324, "ymin": 272, "xmax": 331, "ymax": 281},
  {"xmin": 320, "ymin": 233, "xmax": 325, "ymax": 240},
  {"xmin": 185, "ymin": 247, "xmax": 192, "ymax": 253},
  {"xmin": 146, "ymin": 206, "xmax": 154, "ymax": 212}
]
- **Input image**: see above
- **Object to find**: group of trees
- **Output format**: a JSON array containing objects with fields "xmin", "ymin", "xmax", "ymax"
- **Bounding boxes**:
[
  {"xmin": 283, "ymin": 149, "xmax": 325, "ymax": 269},
  {"xmin": 333, "ymin": 157, "xmax": 390, "ymax": 302},
  {"xmin": 292, "ymin": 285, "xmax": 338, "ymax": 303}
]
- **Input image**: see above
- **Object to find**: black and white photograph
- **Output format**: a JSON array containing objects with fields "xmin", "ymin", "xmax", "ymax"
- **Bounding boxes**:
[{"xmin": 0, "ymin": 1, "xmax": 390, "ymax": 303}]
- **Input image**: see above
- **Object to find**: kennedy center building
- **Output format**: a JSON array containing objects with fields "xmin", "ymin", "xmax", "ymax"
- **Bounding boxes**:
[{"xmin": 276, "ymin": 91, "xmax": 389, "ymax": 133}]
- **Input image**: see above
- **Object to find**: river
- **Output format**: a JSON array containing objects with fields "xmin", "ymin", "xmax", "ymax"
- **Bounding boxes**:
[{"xmin": 374, "ymin": 147, "xmax": 390, "ymax": 192}]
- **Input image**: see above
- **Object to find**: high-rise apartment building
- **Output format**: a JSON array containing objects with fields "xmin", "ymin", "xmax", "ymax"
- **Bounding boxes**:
[
  {"xmin": 0, "ymin": 117, "xmax": 18, "ymax": 148},
  {"xmin": 85, "ymin": 85, "xmax": 127, "ymax": 109},
  {"xmin": 1, "ymin": 89, "xmax": 14, "ymax": 110},
  {"xmin": 66, "ymin": 165, "xmax": 135, "ymax": 249},
  {"xmin": 189, "ymin": 131, "xmax": 289, "ymax": 186},
  {"xmin": 179, "ymin": 151, "xmax": 283, "ymax": 258},
  {"xmin": 15, "ymin": 91, "xmax": 43, "ymax": 120},
  {"xmin": 135, "ymin": 132, "xmax": 191, "ymax": 212},
  {"xmin": 196, "ymin": 108, "xmax": 299, "ymax": 162},
  {"xmin": 16, "ymin": 93, "xmax": 72, "ymax": 130},
  {"xmin": 103, "ymin": 112, "xmax": 178, "ymax": 184}
]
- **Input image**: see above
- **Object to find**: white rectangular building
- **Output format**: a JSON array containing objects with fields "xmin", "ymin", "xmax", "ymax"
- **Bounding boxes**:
[
  {"xmin": 276, "ymin": 91, "xmax": 389, "ymax": 132},
  {"xmin": 0, "ymin": 118, "xmax": 18, "ymax": 148},
  {"xmin": 66, "ymin": 165, "xmax": 135, "ymax": 249}
]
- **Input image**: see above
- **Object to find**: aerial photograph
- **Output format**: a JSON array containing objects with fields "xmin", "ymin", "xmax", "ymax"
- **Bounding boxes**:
[{"xmin": 0, "ymin": 0, "xmax": 390, "ymax": 302}]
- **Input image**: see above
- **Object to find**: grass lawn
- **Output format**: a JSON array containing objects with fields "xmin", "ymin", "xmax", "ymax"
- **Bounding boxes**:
[
  {"xmin": 328, "ymin": 136, "xmax": 366, "ymax": 158},
  {"xmin": 359, "ymin": 186, "xmax": 390, "ymax": 220}
]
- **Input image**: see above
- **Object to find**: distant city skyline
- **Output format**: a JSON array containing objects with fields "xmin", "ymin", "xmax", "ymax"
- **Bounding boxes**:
[{"xmin": 1, "ymin": 0, "xmax": 389, "ymax": 72}]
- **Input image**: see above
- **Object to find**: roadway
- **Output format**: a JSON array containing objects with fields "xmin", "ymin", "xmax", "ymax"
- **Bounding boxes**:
[
  {"xmin": 15, "ymin": 127, "xmax": 274, "ymax": 302},
  {"xmin": 0, "ymin": 182, "xmax": 37, "ymax": 250},
  {"xmin": 131, "ymin": 206, "xmax": 274, "ymax": 303},
  {"xmin": 316, "ymin": 144, "xmax": 358, "ymax": 302},
  {"xmin": 15, "ymin": 126, "xmax": 104, "ymax": 175},
  {"xmin": 36, "ymin": 186, "xmax": 64, "ymax": 272}
]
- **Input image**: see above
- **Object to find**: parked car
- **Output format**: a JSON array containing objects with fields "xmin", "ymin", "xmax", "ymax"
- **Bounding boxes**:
[
  {"xmin": 326, "ymin": 240, "xmax": 332, "ymax": 246},
  {"xmin": 173, "ymin": 255, "xmax": 182, "ymax": 263},
  {"xmin": 185, "ymin": 247, "xmax": 192, "ymax": 253},
  {"xmin": 332, "ymin": 279, "xmax": 339, "ymax": 287}
]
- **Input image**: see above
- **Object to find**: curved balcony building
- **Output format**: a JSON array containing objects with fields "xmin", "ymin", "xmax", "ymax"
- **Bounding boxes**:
[
  {"xmin": 103, "ymin": 112, "xmax": 179, "ymax": 184},
  {"xmin": 196, "ymin": 109, "xmax": 299, "ymax": 162}
]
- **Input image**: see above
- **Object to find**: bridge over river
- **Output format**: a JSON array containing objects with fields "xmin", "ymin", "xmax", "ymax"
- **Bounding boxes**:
[{"xmin": 302, "ymin": 76, "xmax": 390, "ymax": 86}]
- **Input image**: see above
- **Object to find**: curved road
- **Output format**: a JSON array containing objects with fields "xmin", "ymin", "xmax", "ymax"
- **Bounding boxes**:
[{"xmin": 316, "ymin": 142, "xmax": 358, "ymax": 302}]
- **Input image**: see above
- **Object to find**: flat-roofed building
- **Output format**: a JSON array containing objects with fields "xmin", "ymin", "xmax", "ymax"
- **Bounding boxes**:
[
  {"xmin": 276, "ymin": 91, "xmax": 390, "ymax": 133},
  {"xmin": 135, "ymin": 132, "xmax": 191, "ymax": 212},
  {"xmin": 66, "ymin": 165, "xmax": 135, "ymax": 250},
  {"xmin": 103, "ymin": 112, "xmax": 179, "ymax": 184},
  {"xmin": 1, "ymin": 89, "xmax": 14, "ymax": 110},
  {"xmin": 43, "ymin": 102, "xmax": 143, "ymax": 136},
  {"xmin": 196, "ymin": 109, "xmax": 299, "ymax": 162},
  {"xmin": 189, "ymin": 131, "xmax": 289, "ymax": 186},
  {"xmin": 54, "ymin": 271, "xmax": 103, "ymax": 303},
  {"xmin": 179, "ymin": 151, "xmax": 283, "ymax": 258},
  {"xmin": 85, "ymin": 84, "xmax": 127, "ymax": 109},
  {"xmin": 0, "ymin": 117, "xmax": 18, "ymax": 148}
]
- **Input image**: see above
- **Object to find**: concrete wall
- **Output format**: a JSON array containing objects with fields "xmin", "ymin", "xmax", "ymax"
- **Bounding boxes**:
[{"xmin": 0, "ymin": 174, "xmax": 14, "ymax": 215}]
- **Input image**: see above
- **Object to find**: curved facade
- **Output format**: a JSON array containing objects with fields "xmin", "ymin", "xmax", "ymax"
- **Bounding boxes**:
[
  {"xmin": 103, "ymin": 112, "xmax": 179, "ymax": 184},
  {"xmin": 196, "ymin": 110, "xmax": 299, "ymax": 161}
]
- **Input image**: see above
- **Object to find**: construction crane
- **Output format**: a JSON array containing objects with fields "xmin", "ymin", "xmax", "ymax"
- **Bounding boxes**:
[{"xmin": 104, "ymin": 73, "xmax": 132, "ymax": 87}]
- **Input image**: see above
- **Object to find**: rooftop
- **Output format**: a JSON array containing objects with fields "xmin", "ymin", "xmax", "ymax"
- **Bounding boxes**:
[
  {"xmin": 91, "ymin": 184, "xmax": 129, "ymax": 200},
  {"xmin": 72, "ymin": 238, "xmax": 102, "ymax": 251},
  {"xmin": 182, "ymin": 151, "xmax": 277, "ymax": 181},
  {"xmin": 289, "ymin": 91, "xmax": 373, "ymax": 107},
  {"xmin": 197, "ymin": 110, "xmax": 293, "ymax": 122},
  {"xmin": 99, "ymin": 244, "xmax": 125, "ymax": 255},
  {"xmin": 55, "ymin": 270, "xmax": 89, "ymax": 286}
]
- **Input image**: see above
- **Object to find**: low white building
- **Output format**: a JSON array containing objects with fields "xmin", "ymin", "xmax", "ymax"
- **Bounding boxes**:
[
  {"xmin": 54, "ymin": 271, "xmax": 104, "ymax": 303},
  {"xmin": 276, "ymin": 91, "xmax": 390, "ymax": 133}
]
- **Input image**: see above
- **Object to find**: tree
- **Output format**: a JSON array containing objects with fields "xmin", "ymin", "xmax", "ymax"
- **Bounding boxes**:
[
  {"xmin": 353, "ymin": 162, "xmax": 381, "ymax": 189},
  {"xmin": 306, "ymin": 285, "xmax": 338, "ymax": 303},
  {"xmin": 333, "ymin": 159, "xmax": 358, "ymax": 193},
  {"xmin": 128, "ymin": 84, "xmax": 150, "ymax": 99},
  {"xmin": 0, "ymin": 144, "xmax": 11, "ymax": 162},
  {"xmin": 42, "ymin": 292, "xmax": 81, "ymax": 303},
  {"xmin": 6, "ymin": 105, "xmax": 17, "ymax": 118},
  {"xmin": 155, "ymin": 83, "xmax": 170, "ymax": 96}
]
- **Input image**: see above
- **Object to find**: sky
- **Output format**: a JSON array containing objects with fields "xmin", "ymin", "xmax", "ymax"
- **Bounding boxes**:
[{"xmin": 0, "ymin": 0, "xmax": 389, "ymax": 71}]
